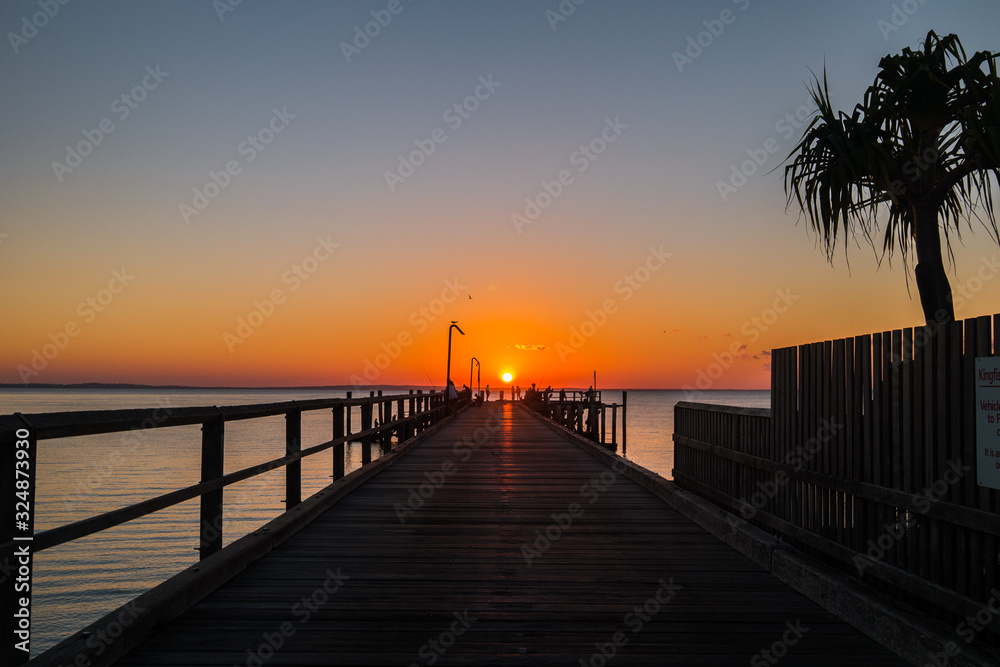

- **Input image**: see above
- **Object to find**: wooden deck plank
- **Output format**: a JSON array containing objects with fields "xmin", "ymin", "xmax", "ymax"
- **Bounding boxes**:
[{"xmin": 114, "ymin": 404, "xmax": 906, "ymax": 666}]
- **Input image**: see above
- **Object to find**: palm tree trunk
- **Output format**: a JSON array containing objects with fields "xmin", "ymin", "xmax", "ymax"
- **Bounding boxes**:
[{"xmin": 912, "ymin": 199, "xmax": 955, "ymax": 325}]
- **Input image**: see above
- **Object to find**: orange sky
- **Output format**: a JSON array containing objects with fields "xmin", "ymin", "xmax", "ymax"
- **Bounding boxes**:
[{"xmin": 2, "ymin": 2, "xmax": 999, "ymax": 389}]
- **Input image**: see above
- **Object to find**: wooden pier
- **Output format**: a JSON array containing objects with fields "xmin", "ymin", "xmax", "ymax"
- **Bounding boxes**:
[{"xmin": 28, "ymin": 402, "xmax": 907, "ymax": 666}]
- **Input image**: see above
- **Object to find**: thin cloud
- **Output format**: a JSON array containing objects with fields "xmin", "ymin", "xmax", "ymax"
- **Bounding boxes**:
[{"xmin": 515, "ymin": 344, "xmax": 548, "ymax": 351}]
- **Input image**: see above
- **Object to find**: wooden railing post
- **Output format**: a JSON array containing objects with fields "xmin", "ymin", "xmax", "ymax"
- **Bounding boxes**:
[
  {"xmin": 600, "ymin": 403, "xmax": 606, "ymax": 444},
  {"xmin": 361, "ymin": 401, "xmax": 373, "ymax": 465},
  {"xmin": 3, "ymin": 418, "xmax": 37, "ymax": 666},
  {"xmin": 199, "ymin": 414, "xmax": 225, "ymax": 559},
  {"xmin": 345, "ymin": 391, "xmax": 353, "ymax": 443},
  {"xmin": 622, "ymin": 391, "xmax": 627, "ymax": 456},
  {"xmin": 611, "ymin": 404, "xmax": 617, "ymax": 451},
  {"xmin": 397, "ymin": 398, "xmax": 405, "ymax": 443},
  {"xmin": 381, "ymin": 398, "xmax": 392, "ymax": 456},
  {"xmin": 416, "ymin": 390, "xmax": 424, "ymax": 433},
  {"xmin": 285, "ymin": 407, "xmax": 301, "ymax": 509},
  {"xmin": 333, "ymin": 403, "xmax": 345, "ymax": 481}
]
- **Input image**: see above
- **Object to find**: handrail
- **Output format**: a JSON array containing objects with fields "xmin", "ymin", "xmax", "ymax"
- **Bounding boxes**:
[{"xmin": 1, "ymin": 388, "xmax": 466, "ymax": 664}]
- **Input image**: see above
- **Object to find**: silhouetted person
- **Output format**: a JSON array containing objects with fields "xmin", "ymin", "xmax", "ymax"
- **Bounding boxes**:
[{"xmin": 485, "ymin": 384, "xmax": 490, "ymax": 402}]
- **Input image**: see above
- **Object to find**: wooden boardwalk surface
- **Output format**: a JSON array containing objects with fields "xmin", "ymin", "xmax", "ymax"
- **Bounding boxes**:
[{"xmin": 115, "ymin": 404, "xmax": 907, "ymax": 666}]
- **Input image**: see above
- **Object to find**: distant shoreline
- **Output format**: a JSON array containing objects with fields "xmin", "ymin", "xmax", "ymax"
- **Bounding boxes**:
[{"xmin": 0, "ymin": 383, "xmax": 769, "ymax": 392}]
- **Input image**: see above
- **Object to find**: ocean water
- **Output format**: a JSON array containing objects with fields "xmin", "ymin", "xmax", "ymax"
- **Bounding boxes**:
[{"xmin": 0, "ymin": 387, "xmax": 768, "ymax": 656}]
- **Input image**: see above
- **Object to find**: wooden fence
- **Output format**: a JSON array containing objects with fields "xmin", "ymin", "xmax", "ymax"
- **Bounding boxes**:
[
  {"xmin": 674, "ymin": 312, "xmax": 1000, "ymax": 655},
  {"xmin": 0, "ymin": 389, "xmax": 457, "ymax": 665}
]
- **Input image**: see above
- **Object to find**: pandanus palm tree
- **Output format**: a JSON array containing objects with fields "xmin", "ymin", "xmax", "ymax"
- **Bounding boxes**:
[{"xmin": 785, "ymin": 31, "xmax": 1000, "ymax": 325}]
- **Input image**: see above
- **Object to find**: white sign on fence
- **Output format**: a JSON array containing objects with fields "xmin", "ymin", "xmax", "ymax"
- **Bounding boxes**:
[{"xmin": 976, "ymin": 356, "xmax": 1000, "ymax": 490}]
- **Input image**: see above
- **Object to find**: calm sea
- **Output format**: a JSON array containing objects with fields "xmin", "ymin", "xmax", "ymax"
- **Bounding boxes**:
[{"xmin": 1, "ymin": 387, "xmax": 769, "ymax": 657}]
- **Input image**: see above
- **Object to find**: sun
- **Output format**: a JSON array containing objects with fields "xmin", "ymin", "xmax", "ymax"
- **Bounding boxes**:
[{"xmin": 502, "ymin": 372, "xmax": 513, "ymax": 383}]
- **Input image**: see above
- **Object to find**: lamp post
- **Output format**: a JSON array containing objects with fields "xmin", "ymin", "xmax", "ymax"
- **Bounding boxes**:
[
  {"xmin": 446, "ymin": 322, "xmax": 465, "ymax": 394},
  {"xmin": 470, "ymin": 357, "xmax": 480, "ymax": 396}
]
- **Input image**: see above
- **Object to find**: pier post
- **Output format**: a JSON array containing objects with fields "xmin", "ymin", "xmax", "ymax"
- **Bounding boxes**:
[
  {"xmin": 346, "ymin": 391, "xmax": 353, "ymax": 443},
  {"xmin": 611, "ymin": 404, "xmax": 617, "ymax": 451},
  {"xmin": 622, "ymin": 391, "xmax": 627, "ymax": 455},
  {"xmin": 361, "ymin": 401, "xmax": 373, "ymax": 465},
  {"xmin": 416, "ymin": 390, "xmax": 424, "ymax": 433},
  {"xmin": 381, "ymin": 397, "xmax": 392, "ymax": 456},
  {"xmin": 285, "ymin": 407, "xmax": 301, "ymax": 509},
  {"xmin": 396, "ymin": 398, "xmax": 405, "ymax": 444},
  {"xmin": 333, "ymin": 403, "xmax": 345, "ymax": 481},
  {"xmin": 199, "ymin": 414, "xmax": 225, "ymax": 559},
  {"xmin": 600, "ymin": 403, "xmax": 606, "ymax": 445}
]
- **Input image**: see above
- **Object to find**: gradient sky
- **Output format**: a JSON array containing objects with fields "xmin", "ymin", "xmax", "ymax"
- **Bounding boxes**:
[{"xmin": 2, "ymin": 0, "xmax": 999, "ymax": 390}]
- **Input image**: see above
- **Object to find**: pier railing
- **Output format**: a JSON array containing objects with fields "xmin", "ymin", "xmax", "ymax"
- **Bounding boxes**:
[
  {"xmin": 0, "ymin": 389, "xmax": 460, "ymax": 665},
  {"xmin": 673, "ymin": 311, "xmax": 1000, "ymax": 656},
  {"xmin": 524, "ymin": 390, "xmax": 627, "ymax": 451}
]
